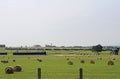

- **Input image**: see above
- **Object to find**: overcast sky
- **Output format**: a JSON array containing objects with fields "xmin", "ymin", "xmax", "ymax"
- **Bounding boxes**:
[{"xmin": 0, "ymin": 0, "xmax": 120, "ymax": 47}]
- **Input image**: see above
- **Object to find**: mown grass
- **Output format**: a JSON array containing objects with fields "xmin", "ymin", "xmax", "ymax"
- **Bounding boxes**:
[{"xmin": 0, "ymin": 50, "xmax": 120, "ymax": 79}]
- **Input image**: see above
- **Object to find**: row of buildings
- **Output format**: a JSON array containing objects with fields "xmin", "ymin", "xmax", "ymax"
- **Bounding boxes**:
[{"xmin": 1, "ymin": 44, "xmax": 119, "ymax": 51}]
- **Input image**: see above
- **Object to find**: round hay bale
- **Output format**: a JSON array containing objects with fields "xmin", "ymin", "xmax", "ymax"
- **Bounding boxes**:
[
  {"xmin": 80, "ymin": 60, "xmax": 85, "ymax": 63},
  {"xmin": 14, "ymin": 65, "xmax": 22, "ymax": 72},
  {"xmin": 113, "ymin": 58, "xmax": 116, "ymax": 60},
  {"xmin": 13, "ymin": 60, "xmax": 16, "ymax": 62},
  {"xmin": 38, "ymin": 59, "xmax": 42, "ymax": 62},
  {"xmin": 66, "ymin": 58, "xmax": 69, "ymax": 60},
  {"xmin": 67, "ymin": 61, "xmax": 73, "ymax": 65},
  {"xmin": 37, "ymin": 59, "xmax": 39, "ymax": 61},
  {"xmin": 100, "ymin": 58, "xmax": 102, "ymax": 60},
  {"xmin": 90, "ymin": 60, "xmax": 95, "ymax": 64},
  {"xmin": 5, "ymin": 67, "xmax": 14, "ymax": 74},
  {"xmin": 37, "ymin": 59, "xmax": 42, "ymax": 62},
  {"xmin": 108, "ymin": 60, "xmax": 114, "ymax": 65}
]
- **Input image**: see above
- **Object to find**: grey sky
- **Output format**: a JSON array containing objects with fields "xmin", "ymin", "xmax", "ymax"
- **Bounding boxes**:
[{"xmin": 0, "ymin": 0, "xmax": 120, "ymax": 46}]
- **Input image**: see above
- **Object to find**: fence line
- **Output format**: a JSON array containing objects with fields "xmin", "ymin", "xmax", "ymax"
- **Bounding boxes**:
[{"xmin": 37, "ymin": 68, "xmax": 83, "ymax": 79}]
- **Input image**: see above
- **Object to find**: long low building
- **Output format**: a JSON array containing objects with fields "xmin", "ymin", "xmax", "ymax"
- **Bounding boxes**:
[
  {"xmin": 13, "ymin": 52, "xmax": 46, "ymax": 55},
  {"xmin": 0, "ymin": 52, "xmax": 7, "ymax": 55}
]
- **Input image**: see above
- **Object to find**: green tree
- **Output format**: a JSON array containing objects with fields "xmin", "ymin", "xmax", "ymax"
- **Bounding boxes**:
[{"xmin": 92, "ymin": 44, "xmax": 103, "ymax": 54}]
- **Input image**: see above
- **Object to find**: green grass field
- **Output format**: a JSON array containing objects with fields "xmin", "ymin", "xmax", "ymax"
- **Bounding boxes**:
[{"xmin": 0, "ymin": 50, "xmax": 120, "ymax": 79}]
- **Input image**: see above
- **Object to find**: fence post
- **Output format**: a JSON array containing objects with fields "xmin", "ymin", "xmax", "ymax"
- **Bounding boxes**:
[
  {"xmin": 79, "ymin": 68, "xmax": 83, "ymax": 79},
  {"xmin": 38, "ymin": 68, "xmax": 41, "ymax": 79}
]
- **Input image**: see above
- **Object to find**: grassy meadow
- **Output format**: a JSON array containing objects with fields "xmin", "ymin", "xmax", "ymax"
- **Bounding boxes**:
[{"xmin": 0, "ymin": 49, "xmax": 120, "ymax": 79}]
